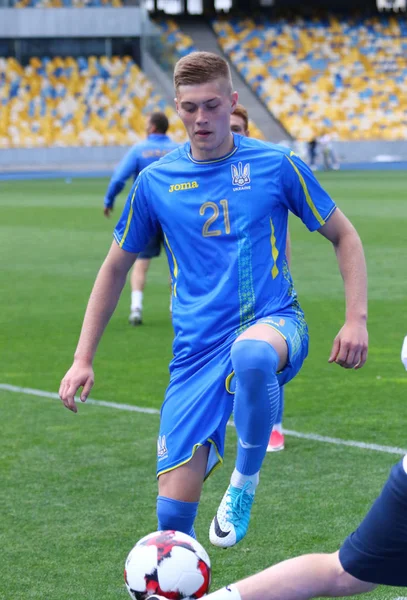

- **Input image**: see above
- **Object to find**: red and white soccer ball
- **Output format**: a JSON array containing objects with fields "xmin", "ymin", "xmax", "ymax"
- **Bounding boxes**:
[{"xmin": 124, "ymin": 530, "xmax": 211, "ymax": 600}]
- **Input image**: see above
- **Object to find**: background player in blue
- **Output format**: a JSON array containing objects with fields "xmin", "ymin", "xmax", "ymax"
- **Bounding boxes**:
[
  {"xmin": 231, "ymin": 103, "xmax": 288, "ymax": 453},
  {"xmin": 59, "ymin": 52, "xmax": 368, "ymax": 549},
  {"xmin": 103, "ymin": 111, "xmax": 178, "ymax": 325}
]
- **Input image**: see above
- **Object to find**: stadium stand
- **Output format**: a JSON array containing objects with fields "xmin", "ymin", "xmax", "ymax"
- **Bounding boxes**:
[
  {"xmin": 154, "ymin": 18, "xmax": 265, "ymax": 140},
  {"xmin": 213, "ymin": 15, "xmax": 407, "ymax": 141},
  {"xmin": 0, "ymin": 18, "xmax": 264, "ymax": 150},
  {"xmin": 0, "ymin": 55, "xmax": 187, "ymax": 148},
  {"xmin": 155, "ymin": 18, "xmax": 197, "ymax": 63}
]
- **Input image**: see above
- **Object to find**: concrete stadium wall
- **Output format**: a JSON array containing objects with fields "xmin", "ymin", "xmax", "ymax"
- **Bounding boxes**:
[
  {"xmin": 1, "ymin": 141, "xmax": 407, "ymax": 170},
  {"xmin": 333, "ymin": 141, "xmax": 407, "ymax": 164},
  {"xmin": 0, "ymin": 147, "xmax": 127, "ymax": 169},
  {"xmin": 0, "ymin": 7, "xmax": 150, "ymax": 37}
]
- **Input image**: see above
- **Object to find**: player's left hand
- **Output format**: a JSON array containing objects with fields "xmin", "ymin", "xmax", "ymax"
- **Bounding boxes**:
[
  {"xmin": 328, "ymin": 320, "xmax": 368, "ymax": 369},
  {"xmin": 104, "ymin": 206, "xmax": 113, "ymax": 218}
]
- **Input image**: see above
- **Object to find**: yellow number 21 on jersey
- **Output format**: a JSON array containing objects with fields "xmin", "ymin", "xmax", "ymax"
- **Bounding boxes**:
[{"xmin": 200, "ymin": 200, "xmax": 230, "ymax": 237}]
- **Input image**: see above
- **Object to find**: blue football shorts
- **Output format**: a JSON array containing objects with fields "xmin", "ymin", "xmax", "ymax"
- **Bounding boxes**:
[
  {"xmin": 137, "ymin": 230, "xmax": 163, "ymax": 260},
  {"xmin": 156, "ymin": 312, "xmax": 309, "ymax": 479},
  {"xmin": 339, "ymin": 457, "xmax": 407, "ymax": 587}
]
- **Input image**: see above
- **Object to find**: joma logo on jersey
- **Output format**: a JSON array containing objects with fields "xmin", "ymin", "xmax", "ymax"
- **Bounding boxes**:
[
  {"xmin": 231, "ymin": 162, "xmax": 251, "ymax": 191},
  {"xmin": 169, "ymin": 181, "xmax": 199, "ymax": 193}
]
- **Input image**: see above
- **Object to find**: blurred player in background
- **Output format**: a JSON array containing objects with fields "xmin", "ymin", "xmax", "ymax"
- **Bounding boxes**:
[
  {"xmin": 319, "ymin": 131, "xmax": 340, "ymax": 171},
  {"xmin": 308, "ymin": 137, "xmax": 318, "ymax": 171},
  {"xmin": 60, "ymin": 52, "xmax": 368, "ymax": 550},
  {"xmin": 231, "ymin": 103, "xmax": 288, "ymax": 452},
  {"xmin": 103, "ymin": 111, "xmax": 178, "ymax": 325},
  {"xmin": 230, "ymin": 103, "xmax": 250, "ymax": 136}
]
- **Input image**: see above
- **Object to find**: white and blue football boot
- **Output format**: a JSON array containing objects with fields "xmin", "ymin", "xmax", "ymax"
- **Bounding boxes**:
[{"xmin": 209, "ymin": 481, "xmax": 255, "ymax": 548}]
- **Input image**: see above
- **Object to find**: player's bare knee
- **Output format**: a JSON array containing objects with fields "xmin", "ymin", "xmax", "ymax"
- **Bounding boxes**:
[
  {"xmin": 158, "ymin": 446, "xmax": 208, "ymax": 502},
  {"xmin": 331, "ymin": 553, "xmax": 376, "ymax": 596},
  {"xmin": 159, "ymin": 470, "xmax": 201, "ymax": 503},
  {"xmin": 336, "ymin": 570, "xmax": 377, "ymax": 596}
]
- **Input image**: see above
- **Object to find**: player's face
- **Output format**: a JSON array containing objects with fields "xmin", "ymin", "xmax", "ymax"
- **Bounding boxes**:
[
  {"xmin": 230, "ymin": 114, "xmax": 249, "ymax": 137},
  {"xmin": 175, "ymin": 78, "xmax": 238, "ymax": 160}
]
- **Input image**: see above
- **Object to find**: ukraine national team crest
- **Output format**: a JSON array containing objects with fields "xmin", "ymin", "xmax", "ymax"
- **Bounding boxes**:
[
  {"xmin": 231, "ymin": 162, "xmax": 251, "ymax": 191},
  {"xmin": 157, "ymin": 435, "xmax": 168, "ymax": 460}
]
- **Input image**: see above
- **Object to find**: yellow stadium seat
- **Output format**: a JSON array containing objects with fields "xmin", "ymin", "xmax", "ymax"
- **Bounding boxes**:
[
  {"xmin": 212, "ymin": 15, "xmax": 406, "ymax": 140},
  {"xmin": 0, "ymin": 56, "xmax": 188, "ymax": 148}
]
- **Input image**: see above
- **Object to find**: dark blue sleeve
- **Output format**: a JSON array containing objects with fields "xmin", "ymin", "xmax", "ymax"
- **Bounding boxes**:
[
  {"xmin": 280, "ymin": 152, "xmax": 336, "ymax": 231},
  {"xmin": 339, "ymin": 458, "xmax": 407, "ymax": 587},
  {"xmin": 104, "ymin": 145, "xmax": 141, "ymax": 208},
  {"xmin": 113, "ymin": 172, "xmax": 158, "ymax": 254}
]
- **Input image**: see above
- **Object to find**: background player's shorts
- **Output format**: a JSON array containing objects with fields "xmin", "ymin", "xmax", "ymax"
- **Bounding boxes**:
[
  {"xmin": 138, "ymin": 230, "xmax": 163, "ymax": 259},
  {"xmin": 156, "ymin": 312, "xmax": 309, "ymax": 480},
  {"xmin": 339, "ymin": 457, "xmax": 407, "ymax": 587}
]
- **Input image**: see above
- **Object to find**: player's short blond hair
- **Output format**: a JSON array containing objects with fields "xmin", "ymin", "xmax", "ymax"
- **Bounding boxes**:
[
  {"xmin": 174, "ymin": 52, "xmax": 233, "ymax": 94},
  {"xmin": 232, "ymin": 104, "xmax": 249, "ymax": 132}
]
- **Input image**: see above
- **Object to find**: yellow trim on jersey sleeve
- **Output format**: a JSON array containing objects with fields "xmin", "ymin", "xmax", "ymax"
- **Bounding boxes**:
[
  {"xmin": 285, "ymin": 155, "xmax": 325, "ymax": 226},
  {"xmin": 118, "ymin": 180, "xmax": 140, "ymax": 249},
  {"xmin": 164, "ymin": 232, "xmax": 179, "ymax": 298},
  {"xmin": 269, "ymin": 217, "xmax": 279, "ymax": 279}
]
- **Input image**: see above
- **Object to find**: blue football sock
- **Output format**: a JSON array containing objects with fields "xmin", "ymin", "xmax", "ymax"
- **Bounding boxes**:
[
  {"xmin": 232, "ymin": 339, "xmax": 281, "ymax": 476},
  {"xmin": 276, "ymin": 385, "xmax": 285, "ymax": 425},
  {"xmin": 157, "ymin": 495, "xmax": 198, "ymax": 539}
]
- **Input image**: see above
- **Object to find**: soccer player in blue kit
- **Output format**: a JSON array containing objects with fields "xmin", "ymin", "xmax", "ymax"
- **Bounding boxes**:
[
  {"xmin": 104, "ymin": 111, "xmax": 178, "ymax": 325},
  {"xmin": 59, "ymin": 52, "xmax": 368, "ymax": 548}
]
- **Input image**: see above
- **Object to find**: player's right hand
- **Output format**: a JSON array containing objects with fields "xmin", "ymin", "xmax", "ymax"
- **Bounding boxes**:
[
  {"xmin": 104, "ymin": 206, "xmax": 113, "ymax": 218},
  {"xmin": 59, "ymin": 362, "xmax": 94, "ymax": 413}
]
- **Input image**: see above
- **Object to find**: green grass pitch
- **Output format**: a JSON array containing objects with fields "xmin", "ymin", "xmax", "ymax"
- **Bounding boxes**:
[{"xmin": 1, "ymin": 171, "xmax": 407, "ymax": 599}]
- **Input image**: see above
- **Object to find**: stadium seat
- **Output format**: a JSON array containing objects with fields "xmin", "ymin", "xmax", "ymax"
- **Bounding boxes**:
[
  {"xmin": 0, "ymin": 56, "xmax": 186, "ymax": 148},
  {"xmin": 213, "ymin": 15, "xmax": 407, "ymax": 141},
  {"xmin": 154, "ymin": 19, "xmax": 265, "ymax": 140}
]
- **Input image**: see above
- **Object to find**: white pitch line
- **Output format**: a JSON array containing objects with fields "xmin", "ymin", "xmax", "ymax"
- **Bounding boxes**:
[
  {"xmin": 1, "ymin": 383, "xmax": 407, "ymax": 457},
  {"xmin": 282, "ymin": 429, "xmax": 407, "ymax": 455},
  {"xmin": 0, "ymin": 383, "xmax": 160, "ymax": 415}
]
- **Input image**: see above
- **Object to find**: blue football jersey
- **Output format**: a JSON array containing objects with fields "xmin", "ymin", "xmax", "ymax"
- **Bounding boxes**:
[
  {"xmin": 114, "ymin": 134, "xmax": 336, "ymax": 366},
  {"xmin": 104, "ymin": 133, "xmax": 179, "ymax": 208}
]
